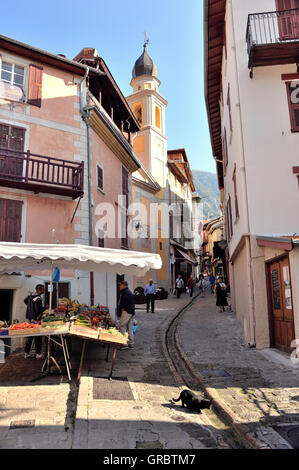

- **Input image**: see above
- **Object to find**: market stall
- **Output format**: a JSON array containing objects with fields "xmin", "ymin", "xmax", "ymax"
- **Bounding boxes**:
[{"xmin": 0, "ymin": 242, "xmax": 162, "ymax": 381}]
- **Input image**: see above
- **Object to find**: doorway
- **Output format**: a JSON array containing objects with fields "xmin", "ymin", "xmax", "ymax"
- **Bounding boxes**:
[{"xmin": 267, "ymin": 256, "xmax": 295, "ymax": 352}]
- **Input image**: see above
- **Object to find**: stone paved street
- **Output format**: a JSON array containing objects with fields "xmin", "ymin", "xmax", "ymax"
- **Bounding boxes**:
[
  {"xmin": 2, "ymin": 289, "xmax": 299, "ymax": 449},
  {"xmin": 178, "ymin": 293, "xmax": 299, "ymax": 449},
  {"xmin": 72, "ymin": 293, "xmax": 229, "ymax": 450}
]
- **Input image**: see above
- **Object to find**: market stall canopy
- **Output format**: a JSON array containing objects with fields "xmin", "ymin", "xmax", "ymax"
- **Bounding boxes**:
[{"xmin": 0, "ymin": 242, "xmax": 162, "ymax": 276}]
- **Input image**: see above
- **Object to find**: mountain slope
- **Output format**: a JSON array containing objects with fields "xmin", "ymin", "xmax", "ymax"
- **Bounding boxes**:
[{"xmin": 192, "ymin": 170, "xmax": 221, "ymax": 220}]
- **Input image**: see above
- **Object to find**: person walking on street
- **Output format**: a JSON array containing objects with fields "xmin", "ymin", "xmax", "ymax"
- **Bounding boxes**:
[
  {"xmin": 209, "ymin": 273, "xmax": 216, "ymax": 294},
  {"xmin": 118, "ymin": 280, "xmax": 135, "ymax": 349},
  {"xmin": 175, "ymin": 275, "xmax": 184, "ymax": 298},
  {"xmin": 215, "ymin": 277, "xmax": 228, "ymax": 312},
  {"xmin": 145, "ymin": 279, "xmax": 156, "ymax": 313},
  {"xmin": 24, "ymin": 284, "xmax": 47, "ymax": 359},
  {"xmin": 198, "ymin": 275, "xmax": 206, "ymax": 297},
  {"xmin": 187, "ymin": 275, "xmax": 195, "ymax": 297}
]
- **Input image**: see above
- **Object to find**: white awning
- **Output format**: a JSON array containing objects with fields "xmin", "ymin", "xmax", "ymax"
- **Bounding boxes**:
[{"xmin": 0, "ymin": 242, "xmax": 162, "ymax": 276}]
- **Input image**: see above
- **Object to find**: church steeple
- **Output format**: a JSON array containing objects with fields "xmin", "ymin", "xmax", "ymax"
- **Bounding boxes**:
[
  {"xmin": 126, "ymin": 42, "xmax": 168, "ymax": 178},
  {"xmin": 132, "ymin": 42, "xmax": 158, "ymax": 80}
]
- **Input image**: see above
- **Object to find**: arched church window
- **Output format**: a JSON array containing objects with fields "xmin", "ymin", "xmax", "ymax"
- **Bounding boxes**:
[{"xmin": 135, "ymin": 105, "xmax": 142, "ymax": 125}]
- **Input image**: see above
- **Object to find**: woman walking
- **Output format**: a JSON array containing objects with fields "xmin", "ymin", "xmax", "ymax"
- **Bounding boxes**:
[
  {"xmin": 198, "ymin": 275, "xmax": 206, "ymax": 298},
  {"xmin": 215, "ymin": 277, "xmax": 228, "ymax": 312}
]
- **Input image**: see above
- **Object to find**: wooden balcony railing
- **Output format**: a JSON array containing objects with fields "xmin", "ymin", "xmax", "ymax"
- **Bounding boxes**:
[
  {"xmin": 0, "ymin": 147, "xmax": 84, "ymax": 199},
  {"xmin": 246, "ymin": 8, "xmax": 299, "ymax": 75}
]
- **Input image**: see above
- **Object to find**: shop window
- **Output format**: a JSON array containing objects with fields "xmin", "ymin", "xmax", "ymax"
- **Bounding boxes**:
[{"xmin": 286, "ymin": 81, "xmax": 299, "ymax": 132}]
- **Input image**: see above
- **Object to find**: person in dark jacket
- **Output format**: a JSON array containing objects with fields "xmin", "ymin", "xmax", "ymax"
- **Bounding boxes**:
[
  {"xmin": 24, "ymin": 284, "xmax": 46, "ymax": 359},
  {"xmin": 215, "ymin": 277, "xmax": 228, "ymax": 312},
  {"xmin": 118, "ymin": 281, "xmax": 135, "ymax": 349}
]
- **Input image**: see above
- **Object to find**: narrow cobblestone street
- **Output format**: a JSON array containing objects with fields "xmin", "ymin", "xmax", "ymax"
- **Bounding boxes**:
[{"xmin": 1, "ymin": 290, "xmax": 299, "ymax": 449}]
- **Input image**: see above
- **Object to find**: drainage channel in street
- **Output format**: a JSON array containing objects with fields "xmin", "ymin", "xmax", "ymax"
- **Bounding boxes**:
[{"xmin": 164, "ymin": 294, "xmax": 249, "ymax": 449}]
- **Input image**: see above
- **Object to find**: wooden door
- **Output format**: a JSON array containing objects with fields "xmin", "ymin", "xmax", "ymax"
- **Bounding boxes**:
[
  {"xmin": 268, "ymin": 257, "xmax": 295, "ymax": 352},
  {"xmin": 276, "ymin": 0, "xmax": 299, "ymax": 39}
]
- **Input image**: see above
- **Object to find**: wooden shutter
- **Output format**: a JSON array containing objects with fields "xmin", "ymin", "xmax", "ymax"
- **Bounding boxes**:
[
  {"xmin": 276, "ymin": 0, "xmax": 299, "ymax": 39},
  {"xmin": 226, "ymin": 196, "xmax": 233, "ymax": 241},
  {"xmin": 222, "ymin": 127, "xmax": 228, "ymax": 175},
  {"xmin": 286, "ymin": 82, "xmax": 299, "ymax": 132},
  {"xmin": 232, "ymin": 164, "xmax": 239, "ymax": 219},
  {"xmin": 27, "ymin": 64, "xmax": 43, "ymax": 107},
  {"xmin": 227, "ymin": 84, "xmax": 232, "ymax": 135},
  {"xmin": 0, "ymin": 198, "xmax": 22, "ymax": 242}
]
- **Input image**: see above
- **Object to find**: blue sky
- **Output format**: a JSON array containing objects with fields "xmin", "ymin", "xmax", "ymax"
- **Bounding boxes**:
[{"xmin": 1, "ymin": 0, "xmax": 216, "ymax": 173}]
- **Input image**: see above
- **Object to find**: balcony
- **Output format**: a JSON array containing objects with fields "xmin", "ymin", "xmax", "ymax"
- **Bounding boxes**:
[
  {"xmin": 246, "ymin": 8, "xmax": 299, "ymax": 76},
  {"xmin": 0, "ymin": 148, "xmax": 84, "ymax": 199}
]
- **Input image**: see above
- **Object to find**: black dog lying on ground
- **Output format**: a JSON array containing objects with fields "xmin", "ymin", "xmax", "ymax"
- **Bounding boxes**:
[{"xmin": 172, "ymin": 389, "xmax": 212, "ymax": 413}]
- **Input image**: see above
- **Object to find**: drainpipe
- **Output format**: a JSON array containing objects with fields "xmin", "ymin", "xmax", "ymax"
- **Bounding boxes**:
[
  {"xmin": 79, "ymin": 67, "xmax": 94, "ymax": 305},
  {"xmin": 230, "ymin": 1, "xmax": 256, "ymax": 346}
]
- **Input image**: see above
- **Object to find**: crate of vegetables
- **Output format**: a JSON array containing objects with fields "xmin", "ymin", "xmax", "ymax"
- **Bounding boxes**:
[
  {"xmin": 9, "ymin": 323, "xmax": 40, "ymax": 336},
  {"xmin": 99, "ymin": 328, "xmax": 128, "ymax": 345}
]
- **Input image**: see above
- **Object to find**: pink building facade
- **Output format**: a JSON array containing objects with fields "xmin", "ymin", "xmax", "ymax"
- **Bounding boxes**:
[{"xmin": 0, "ymin": 36, "xmax": 140, "ymax": 326}]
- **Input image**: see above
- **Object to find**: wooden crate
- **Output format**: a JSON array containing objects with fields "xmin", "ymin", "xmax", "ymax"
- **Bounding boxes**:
[
  {"xmin": 98, "ymin": 330, "xmax": 128, "ymax": 345},
  {"xmin": 69, "ymin": 324, "xmax": 99, "ymax": 339},
  {"xmin": 9, "ymin": 327, "xmax": 40, "ymax": 336}
]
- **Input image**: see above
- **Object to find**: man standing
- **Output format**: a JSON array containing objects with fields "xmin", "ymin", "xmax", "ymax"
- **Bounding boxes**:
[
  {"xmin": 24, "ymin": 284, "xmax": 47, "ymax": 359},
  {"xmin": 145, "ymin": 279, "xmax": 156, "ymax": 313},
  {"xmin": 118, "ymin": 280, "xmax": 135, "ymax": 350},
  {"xmin": 175, "ymin": 274, "xmax": 184, "ymax": 299}
]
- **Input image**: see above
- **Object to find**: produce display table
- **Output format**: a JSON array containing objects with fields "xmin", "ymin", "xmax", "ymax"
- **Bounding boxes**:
[
  {"xmin": 7, "ymin": 329, "xmax": 71, "ymax": 381},
  {"xmin": 72, "ymin": 332, "xmax": 128, "ymax": 382},
  {"xmin": 3, "ymin": 325, "xmax": 128, "ymax": 382}
]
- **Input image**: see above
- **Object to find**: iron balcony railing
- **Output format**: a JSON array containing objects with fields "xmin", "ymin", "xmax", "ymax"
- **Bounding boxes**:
[
  {"xmin": 0, "ymin": 147, "xmax": 84, "ymax": 198},
  {"xmin": 246, "ymin": 8, "xmax": 299, "ymax": 54}
]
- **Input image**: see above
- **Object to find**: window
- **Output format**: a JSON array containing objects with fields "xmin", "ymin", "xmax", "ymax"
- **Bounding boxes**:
[
  {"xmin": 286, "ymin": 81, "xmax": 299, "ymax": 132},
  {"xmin": 121, "ymin": 166, "xmax": 129, "ymax": 248},
  {"xmin": 0, "ymin": 198, "xmax": 23, "ymax": 242},
  {"xmin": 0, "ymin": 124, "xmax": 25, "ymax": 177},
  {"xmin": 98, "ymin": 228, "xmax": 105, "ymax": 248},
  {"xmin": 1, "ymin": 62, "xmax": 25, "ymax": 89},
  {"xmin": 226, "ymin": 196, "xmax": 233, "ymax": 241},
  {"xmin": 97, "ymin": 164, "xmax": 104, "ymax": 192},
  {"xmin": 155, "ymin": 106, "xmax": 161, "ymax": 129},
  {"xmin": 0, "ymin": 58, "xmax": 43, "ymax": 107},
  {"xmin": 232, "ymin": 164, "xmax": 239, "ymax": 219}
]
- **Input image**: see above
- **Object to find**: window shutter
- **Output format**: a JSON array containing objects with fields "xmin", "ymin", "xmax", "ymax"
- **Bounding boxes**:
[
  {"xmin": 227, "ymin": 84, "xmax": 232, "ymax": 135},
  {"xmin": 0, "ymin": 198, "xmax": 22, "ymax": 242},
  {"xmin": 27, "ymin": 64, "xmax": 43, "ymax": 107}
]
